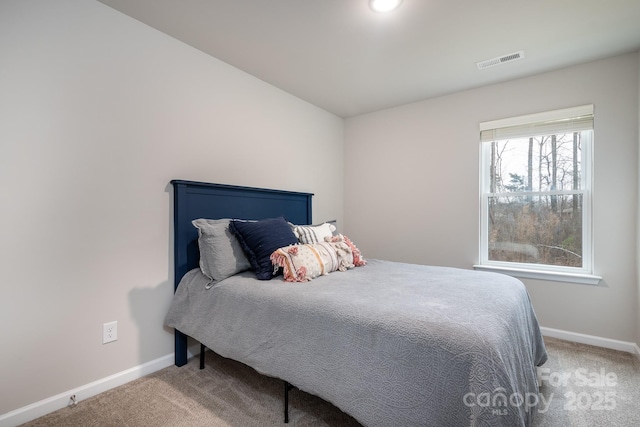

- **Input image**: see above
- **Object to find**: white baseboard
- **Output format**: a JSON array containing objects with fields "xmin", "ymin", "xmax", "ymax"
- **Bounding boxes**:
[
  {"xmin": 0, "ymin": 354, "xmax": 174, "ymax": 427},
  {"xmin": 541, "ymin": 326, "xmax": 640, "ymax": 357}
]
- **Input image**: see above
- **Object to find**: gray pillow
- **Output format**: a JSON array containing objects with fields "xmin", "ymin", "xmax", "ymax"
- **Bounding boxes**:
[{"xmin": 192, "ymin": 218, "xmax": 251, "ymax": 282}]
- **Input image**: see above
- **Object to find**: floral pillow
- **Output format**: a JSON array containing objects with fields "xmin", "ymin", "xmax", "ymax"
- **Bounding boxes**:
[
  {"xmin": 270, "ymin": 242, "xmax": 339, "ymax": 282},
  {"xmin": 271, "ymin": 235, "xmax": 366, "ymax": 283},
  {"xmin": 342, "ymin": 235, "xmax": 367, "ymax": 267},
  {"xmin": 323, "ymin": 235, "xmax": 355, "ymax": 272}
]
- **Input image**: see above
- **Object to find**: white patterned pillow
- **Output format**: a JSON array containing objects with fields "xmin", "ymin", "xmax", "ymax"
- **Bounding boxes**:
[
  {"xmin": 291, "ymin": 223, "xmax": 337, "ymax": 244},
  {"xmin": 324, "ymin": 235, "xmax": 355, "ymax": 272},
  {"xmin": 270, "ymin": 242, "xmax": 339, "ymax": 282}
]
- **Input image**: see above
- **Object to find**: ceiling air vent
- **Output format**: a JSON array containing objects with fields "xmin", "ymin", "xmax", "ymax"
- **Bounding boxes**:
[{"xmin": 476, "ymin": 51, "xmax": 524, "ymax": 70}]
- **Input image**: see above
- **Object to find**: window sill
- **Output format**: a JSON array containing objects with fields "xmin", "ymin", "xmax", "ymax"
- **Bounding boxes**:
[{"xmin": 473, "ymin": 264, "xmax": 602, "ymax": 285}]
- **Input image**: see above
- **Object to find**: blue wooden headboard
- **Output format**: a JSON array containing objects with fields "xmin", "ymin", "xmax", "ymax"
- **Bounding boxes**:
[{"xmin": 170, "ymin": 180, "xmax": 313, "ymax": 365}]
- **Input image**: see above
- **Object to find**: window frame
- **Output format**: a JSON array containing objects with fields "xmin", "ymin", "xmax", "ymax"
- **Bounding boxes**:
[{"xmin": 474, "ymin": 105, "xmax": 601, "ymax": 285}]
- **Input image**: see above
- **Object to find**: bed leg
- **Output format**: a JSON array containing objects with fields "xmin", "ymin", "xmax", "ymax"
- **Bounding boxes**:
[
  {"xmin": 284, "ymin": 381, "xmax": 294, "ymax": 423},
  {"xmin": 199, "ymin": 343, "xmax": 206, "ymax": 370},
  {"xmin": 175, "ymin": 330, "xmax": 188, "ymax": 367}
]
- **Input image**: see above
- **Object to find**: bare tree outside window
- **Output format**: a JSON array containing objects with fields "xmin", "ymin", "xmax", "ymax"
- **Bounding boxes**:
[{"xmin": 487, "ymin": 132, "xmax": 584, "ymax": 267}]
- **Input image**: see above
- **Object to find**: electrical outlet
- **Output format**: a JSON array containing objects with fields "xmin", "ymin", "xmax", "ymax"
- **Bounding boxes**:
[{"xmin": 103, "ymin": 321, "xmax": 117, "ymax": 344}]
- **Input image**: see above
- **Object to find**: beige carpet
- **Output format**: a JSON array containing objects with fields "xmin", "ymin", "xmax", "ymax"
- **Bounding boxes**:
[
  {"xmin": 21, "ymin": 337, "xmax": 640, "ymax": 426},
  {"xmin": 533, "ymin": 337, "xmax": 640, "ymax": 427}
]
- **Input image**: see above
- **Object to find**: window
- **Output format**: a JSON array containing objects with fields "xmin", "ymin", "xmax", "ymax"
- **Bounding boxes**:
[{"xmin": 476, "ymin": 105, "xmax": 600, "ymax": 284}]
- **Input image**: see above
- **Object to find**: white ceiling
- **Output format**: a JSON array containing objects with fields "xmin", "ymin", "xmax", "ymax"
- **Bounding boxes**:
[{"xmin": 98, "ymin": 0, "xmax": 640, "ymax": 118}]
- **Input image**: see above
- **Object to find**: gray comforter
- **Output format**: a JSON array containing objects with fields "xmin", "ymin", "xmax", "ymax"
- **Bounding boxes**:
[{"xmin": 165, "ymin": 259, "xmax": 547, "ymax": 426}]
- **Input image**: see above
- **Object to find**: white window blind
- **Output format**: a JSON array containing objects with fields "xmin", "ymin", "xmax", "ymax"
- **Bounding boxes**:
[{"xmin": 480, "ymin": 104, "xmax": 594, "ymax": 142}]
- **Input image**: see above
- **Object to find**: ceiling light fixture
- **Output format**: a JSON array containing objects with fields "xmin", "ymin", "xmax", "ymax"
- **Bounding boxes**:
[{"xmin": 369, "ymin": 0, "xmax": 403, "ymax": 13}]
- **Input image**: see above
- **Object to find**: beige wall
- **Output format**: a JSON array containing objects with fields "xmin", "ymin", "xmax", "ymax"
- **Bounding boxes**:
[
  {"xmin": 2, "ymin": 0, "xmax": 639, "ymax": 419},
  {"xmin": 0, "ymin": 0, "xmax": 343, "ymax": 414},
  {"xmin": 345, "ymin": 53, "xmax": 639, "ymax": 344}
]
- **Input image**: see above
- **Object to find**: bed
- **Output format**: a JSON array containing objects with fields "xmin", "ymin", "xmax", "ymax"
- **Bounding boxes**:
[{"xmin": 165, "ymin": 180, "xmax": 548, "ymax": 427}]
